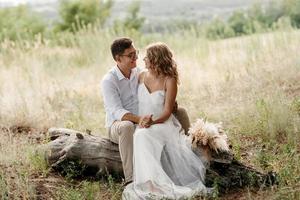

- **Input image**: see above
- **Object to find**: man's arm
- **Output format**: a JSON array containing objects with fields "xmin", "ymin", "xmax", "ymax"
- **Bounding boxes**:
[
  {"xmin": 101, "ymin": 78, "xmax": 131, "ymax": 121},
  {"xmin": 122, "ymin": 113, "xmax": 141, "ymax": 124},
  {"xmin": 101, "ymin": 78, "xmax": 151, "ymax": 125}
]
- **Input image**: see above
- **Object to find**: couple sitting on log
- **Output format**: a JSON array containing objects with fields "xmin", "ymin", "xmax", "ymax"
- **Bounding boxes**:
[
  {"xmin": 101, "ymin": 37, "xmax": 229, "ymax": 199},
  {"xmin": 46, "ymin": 37, "xmax": 276, "ymax": 200}
]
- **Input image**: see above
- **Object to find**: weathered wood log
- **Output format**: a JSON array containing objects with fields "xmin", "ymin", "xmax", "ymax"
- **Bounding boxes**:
[
  {"xmin": 40, "ymin": 128, "xmax": 277, "ymax": 193},
  {"xmin": 41, "ymin": 128, "xmax": 123, "ymax": 178}
]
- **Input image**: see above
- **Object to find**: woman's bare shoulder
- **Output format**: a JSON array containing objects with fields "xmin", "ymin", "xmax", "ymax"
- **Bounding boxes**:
[{"xmin": 138, "ymin": 70, "xmax": 147, "ymax": 83}]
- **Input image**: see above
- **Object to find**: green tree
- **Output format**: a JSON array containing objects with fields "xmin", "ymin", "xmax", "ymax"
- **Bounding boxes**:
[
  {"xmin": 247, "ymin": 3, "xmax": 269, "ymax": 32},
  {"xmin": 55, "ymin": 0, "xmax": 113, "ymax": 32},
  {"xmin": 272, "ymin": 16, "xmax": 293, "ymax": 30},
  {"xmin": 264, "ymin": 0, "xmax": 285, "ymax": 27},
  {"xmin": 282, "ymin": 0, "xmax": 300, "ymax": 28},
  {"xmin": 205, "ymin": 0, "xmax": 300, "ymax": 40},
  {"xmin": 113, "ymin": 1, "xmax": 145, "ymax": 32},
  {"xmin": 248, "ymin": 3, "xmax": 266, "ymax": 24},
  {"xmin": 124, "ymin": 1, "xmax": 145, "ymax": 31},
  {"xmin": 0, "ymin": 5, "xmax": 45, "ymax": 41},
  {"xmin": 205, "ymin": 18, "xmax": 235, "ymax": 40},
  {"xmin": 228, "ymin": 11, "xmax": 253, "ymax": 36}
]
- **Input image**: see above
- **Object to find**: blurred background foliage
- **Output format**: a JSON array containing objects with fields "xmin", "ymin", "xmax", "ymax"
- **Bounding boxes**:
[
  {"xmin": 0, "ymin": 1, "xmax": 299, "ymax": 199},
  {"xmin": 54, "ymin": 0, "xmax": 113, "ymax": 32},
  {"xmin": 113, "ymin": 1, "xmax": 145, "ymax": 34},
  {"xmin": 0, "ymin": 5, "xmax": 46, "ymax": 41},
  {"xmin": 1, "ymin": 0, "xmax": 300, "ymax": 42}
]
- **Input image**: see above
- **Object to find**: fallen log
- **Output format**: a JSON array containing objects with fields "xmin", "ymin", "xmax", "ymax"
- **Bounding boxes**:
[{"xmin": 40, "ymin": 127, "xmax": 277, "ymax": 194}]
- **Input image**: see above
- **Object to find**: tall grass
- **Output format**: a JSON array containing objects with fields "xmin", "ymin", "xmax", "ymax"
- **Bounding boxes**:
[{"xmin": 0, "ymin": 28, "xmax": 299, "ymax": 199}]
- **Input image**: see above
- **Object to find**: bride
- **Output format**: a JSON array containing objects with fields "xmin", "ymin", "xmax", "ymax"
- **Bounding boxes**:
[{"xmin": 122, "ymin": 42, "xmax": 209, "ymax": 199}]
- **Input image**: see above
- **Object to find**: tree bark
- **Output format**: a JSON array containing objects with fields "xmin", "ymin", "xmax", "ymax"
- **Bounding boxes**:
[{"xmin": 40, "ymin": 128, "xmax": 277, "ymax": 193}]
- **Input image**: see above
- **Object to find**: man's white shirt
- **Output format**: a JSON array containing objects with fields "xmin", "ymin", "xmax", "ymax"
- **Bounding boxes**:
[{"xmin": 101, "ymin": 66, "xmax": 140, "ymax": 128}]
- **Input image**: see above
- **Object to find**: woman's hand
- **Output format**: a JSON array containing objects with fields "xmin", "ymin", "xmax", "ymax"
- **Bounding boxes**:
[{"xmin": 139, "ymin": 115, "xmax": 153, "ymax": 128}]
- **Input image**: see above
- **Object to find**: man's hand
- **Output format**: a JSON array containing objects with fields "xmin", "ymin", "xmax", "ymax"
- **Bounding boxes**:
[{"xmin": 139, "ymin": 114, "xmax": 153, "ymax": 128}]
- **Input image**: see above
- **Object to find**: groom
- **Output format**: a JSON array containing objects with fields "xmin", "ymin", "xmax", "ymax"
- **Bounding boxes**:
[{"xmin": 101, "ymin": 37, "xmax": 190, "ymax": 185}]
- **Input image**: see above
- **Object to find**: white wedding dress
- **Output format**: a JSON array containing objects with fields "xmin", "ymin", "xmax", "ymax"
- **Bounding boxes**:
[{"xmin": 122, "ymin": 83, "xmax": 209, "ymax": 200}]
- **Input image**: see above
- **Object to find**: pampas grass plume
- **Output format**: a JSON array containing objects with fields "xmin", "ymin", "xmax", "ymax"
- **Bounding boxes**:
[{"xmin": 189, "ymin": 118, "xmax": 229, "ymax": 153}]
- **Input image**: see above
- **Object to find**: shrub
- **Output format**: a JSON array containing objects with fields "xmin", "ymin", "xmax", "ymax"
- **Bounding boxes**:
[
  {"xmin": 0, "ymin": 5, "xmax": 46, "ymax": 42},
  {"xmin": 55, "ymin": 0, "xmax": 113, "ymax": 32},
  {"xmin": 205, "ymin": 0, "xmax": 300, "ymax": 40},
  {"xmin": 113, "ymin": 1, "xmax": 145, "ymax": 33},
  {"xmin": 205, "ymin": 17, "xmax": 235, "ymax": 40},
  {"xmin": 228, "ymin": 11, "xmax": 253, "ymax": 36}
]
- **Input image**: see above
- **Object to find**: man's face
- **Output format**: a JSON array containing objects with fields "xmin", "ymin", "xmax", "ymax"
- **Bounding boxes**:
[{"xmin": 117, "ymin": 45, "xmax": 138, "ymax": 70}]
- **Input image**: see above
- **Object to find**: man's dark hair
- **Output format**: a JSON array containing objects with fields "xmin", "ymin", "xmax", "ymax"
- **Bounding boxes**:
[{"xmin": 111, "ymin": 37, "xmax": 133, "ymax": 61}]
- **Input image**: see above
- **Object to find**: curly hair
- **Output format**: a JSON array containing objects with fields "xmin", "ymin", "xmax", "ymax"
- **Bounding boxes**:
[{"xmin": 146, "ymin": 42, "xmax": 179, "ymax": 84}]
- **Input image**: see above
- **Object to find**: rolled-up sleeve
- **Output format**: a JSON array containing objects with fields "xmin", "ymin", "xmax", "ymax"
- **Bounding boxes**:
[{"xmin": 101, "ymin": 78, "xmax": 130, "ymax": 121}]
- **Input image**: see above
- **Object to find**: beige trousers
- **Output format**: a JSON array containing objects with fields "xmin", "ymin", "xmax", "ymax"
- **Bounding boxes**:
[{"xmin": 108, "ymin": 107, "xmax": 191, "ymax": 183}]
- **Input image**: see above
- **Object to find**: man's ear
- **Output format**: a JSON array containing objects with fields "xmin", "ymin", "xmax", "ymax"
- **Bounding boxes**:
[{"xmin": 115, "ymin": 55, "xmax": 121, "ymax": 62}]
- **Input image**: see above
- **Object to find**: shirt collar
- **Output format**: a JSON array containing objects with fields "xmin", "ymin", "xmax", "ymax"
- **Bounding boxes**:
[
  {"xmin": 114, "ymin": 65, "xmax": 126, "ymax": 80},
  {"xmin": 114, "ymin": 65, "xmax": 136, "ymax": 80}
]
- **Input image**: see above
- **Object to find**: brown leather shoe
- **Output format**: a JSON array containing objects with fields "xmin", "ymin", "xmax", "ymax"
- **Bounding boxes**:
[{"xmin": 123, "ymin": 180, "xmax": 133, "ymax": 187}]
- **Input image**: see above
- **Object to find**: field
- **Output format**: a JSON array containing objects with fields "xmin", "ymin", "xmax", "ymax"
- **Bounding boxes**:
[{"xmin": 0, "ymin": 29, "xmax": 299, "ymax": 199}]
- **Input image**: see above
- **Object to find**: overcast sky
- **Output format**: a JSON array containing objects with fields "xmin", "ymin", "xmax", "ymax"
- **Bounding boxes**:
[{"xmin": 0, "ymin": 0, "xmax": 56, "ymax": 6}]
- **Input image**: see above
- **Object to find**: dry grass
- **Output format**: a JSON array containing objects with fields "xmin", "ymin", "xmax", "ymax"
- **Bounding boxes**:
[{"xmin": 0, "ymin": 29, "xmax": 299, "ymax": 199}]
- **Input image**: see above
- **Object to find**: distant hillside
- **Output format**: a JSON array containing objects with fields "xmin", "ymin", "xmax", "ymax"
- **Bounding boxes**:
[
  {"xmin": 1, "ymin": 0, "xmax": 257, "ymax": 28},
  {"xmin": 117, "ymin": 0, "xmax": 255, "ymax": 23}
]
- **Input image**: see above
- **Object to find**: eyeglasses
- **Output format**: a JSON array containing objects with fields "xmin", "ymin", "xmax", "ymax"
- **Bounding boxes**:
[{"xmin": 120, "ymin": 50, "xmax": 139, "ymax": 60}]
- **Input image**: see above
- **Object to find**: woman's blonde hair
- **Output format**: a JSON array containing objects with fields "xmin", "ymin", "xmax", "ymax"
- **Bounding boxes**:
[{"xmin": 146, "ymin": 42, "xmax": 179, "ymax": 84}]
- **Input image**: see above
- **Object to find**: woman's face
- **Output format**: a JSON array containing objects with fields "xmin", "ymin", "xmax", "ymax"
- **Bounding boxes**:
[{"xmin": 143, "ymin": 55, "xmax": 151, "ymax": 70}]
